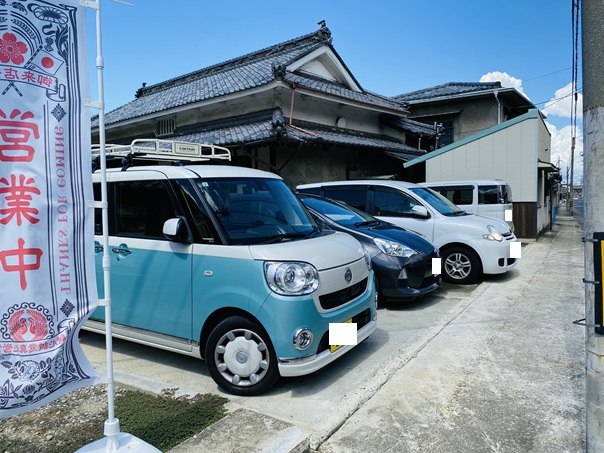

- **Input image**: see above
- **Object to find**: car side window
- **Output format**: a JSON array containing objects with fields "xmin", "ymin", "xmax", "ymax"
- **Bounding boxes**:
[
  {"xmin": 446, "ymin": 186, "xmax": 473, "ymax": 205},
  {"xmin": 478, "ymin": 185, "xmax": 500, "ymax": 204},
  {"xmin": 172, "ymin": 179, "xmax": 219, "ymax": 243},
  {"xmin": 374, "ymin": 187, "xmax": 421, "ymax": 217},
  {"xmin": 115, "ymin": 180, "xmax": 178, "ymax": 239},
  {"xmin": 93, "ymin": 182, "xmax": 103, "ymax": 235},
  {"xmin": 322, "ymin": 187, "xmax": 367, "ymax": 211}
]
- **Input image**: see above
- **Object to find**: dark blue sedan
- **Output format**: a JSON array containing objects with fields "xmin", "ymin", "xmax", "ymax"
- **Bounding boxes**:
[{"xmin": 299, "ymin": 193, "xmax": 441, "ymax": 303}]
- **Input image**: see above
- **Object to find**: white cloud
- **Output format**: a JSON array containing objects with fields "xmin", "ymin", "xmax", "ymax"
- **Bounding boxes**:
[
  {"xmin": 543, "ymin": 82, "xmax": 583, "ymax": 120},
  {"xmin": 546, "ymin": 120, "xmax": 583, "ymax": 184},
  {"xmin": 480, "ymin": 71, "xmax": 528, "ymax": 98}
]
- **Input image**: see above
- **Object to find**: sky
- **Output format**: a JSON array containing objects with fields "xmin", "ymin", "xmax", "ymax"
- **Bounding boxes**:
[{"xmin": 86, "ymin": 0, "xmax": 583, "ymax": 183}]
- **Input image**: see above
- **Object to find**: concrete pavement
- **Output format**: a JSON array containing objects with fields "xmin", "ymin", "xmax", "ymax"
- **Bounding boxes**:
[{"xmin": 170, "ymin": 214, "xmax": 586, "ymax": 453}]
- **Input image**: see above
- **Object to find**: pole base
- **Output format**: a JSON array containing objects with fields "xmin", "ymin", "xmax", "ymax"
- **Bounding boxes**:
[{"xmin": 75, "ymin": 432, "xmax": 162, "ymax": 452}]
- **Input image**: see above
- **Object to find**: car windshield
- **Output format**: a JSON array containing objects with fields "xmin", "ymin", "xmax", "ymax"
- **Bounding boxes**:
[
  {"xmin": 410, "ymin": 186, "xmax": 466, "ymax": 216},
  {"xmin": 301, "ymin": 196, "xmax": 377, "ymax": 227},
  {"xmin": 195, "ymin": 177, "xmax": 318, "ymax": 245}
]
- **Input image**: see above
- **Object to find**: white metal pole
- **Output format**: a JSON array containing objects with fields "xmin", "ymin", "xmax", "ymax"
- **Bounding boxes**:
[
  {"xmin": 77, "ymin": 2, "xmax": 160, "ymax": 451},
  {"xmin": 93, "ymin": 1, "xmax": 121, "ymax": 450}
]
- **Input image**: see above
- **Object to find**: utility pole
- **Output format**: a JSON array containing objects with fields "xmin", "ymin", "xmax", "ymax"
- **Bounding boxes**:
[{"xmin": 581, "ymin": 0, "xmax": 604, "ymax": 451}]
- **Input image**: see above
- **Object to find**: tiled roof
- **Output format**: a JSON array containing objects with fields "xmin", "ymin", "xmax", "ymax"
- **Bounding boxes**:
[
  {"xmin": 392, "ymin": 82, "xmax": 503, "ymax": 102},
  {"xmin": 284, "ymin": 73, "xmax": 406, "ymax": 112},
  {"xmin": 381, "ymin": 115, "xmax": 437, "ymax": 136},
  {"xmin": 94, "ymin": 26, "xmax": 408, "ymax": 128},
  {"xmin": 167, "ymin": 108, "xmax": 421, "ymax": 155}
]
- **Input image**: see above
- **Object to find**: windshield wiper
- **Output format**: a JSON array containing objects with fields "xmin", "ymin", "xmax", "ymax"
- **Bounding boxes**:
[
  {"xmin": 260, "ymin": 231, "xmax": 312, "ymax": 244},
  {"xmin": 353, "ymin": 220, "xmax": 380, "ymax": 227}
]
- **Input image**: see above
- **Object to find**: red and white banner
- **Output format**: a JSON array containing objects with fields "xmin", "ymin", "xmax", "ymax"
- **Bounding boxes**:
[{"xmin": 0, "ymin": 1, "xmax": 97, "ymax": 416}]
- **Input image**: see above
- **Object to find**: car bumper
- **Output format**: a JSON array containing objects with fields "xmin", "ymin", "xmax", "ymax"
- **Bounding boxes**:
[
  {"xmin": 479, "ymin": 236, "xmax": 519, "ymax": 275},
  {"xmin": 374, "ymin": 251, "xmax": 441, "ymax": 301},
  {"xmin": 277, "ymin": 318, "xmax": 377, "ymax": 377}
]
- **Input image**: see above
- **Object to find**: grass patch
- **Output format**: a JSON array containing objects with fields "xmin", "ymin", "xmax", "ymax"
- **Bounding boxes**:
[
  {"xmin": 115, "ymin": 389, "xmax": 229, "ymax": 451},
  {"xmin": 0, "ymin": 386, "xmax": 229, "ymax": 453}
]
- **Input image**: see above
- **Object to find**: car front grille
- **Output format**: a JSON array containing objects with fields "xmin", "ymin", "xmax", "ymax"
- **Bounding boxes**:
[
  {"xmin": 319, "ymin": 277, "xmax": 368, "ymax": 310},
  {"xmin": 316, "ymin": 308, "xmax": 372, "ymax": 354}
]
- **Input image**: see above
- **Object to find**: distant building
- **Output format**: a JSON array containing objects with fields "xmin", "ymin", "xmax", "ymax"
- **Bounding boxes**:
[{"xmin": 398, "ymin": 83, "xmax": 561, "ymax": 239}]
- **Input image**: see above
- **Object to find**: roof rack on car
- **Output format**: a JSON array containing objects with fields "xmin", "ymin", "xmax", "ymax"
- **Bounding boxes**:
[{"xmin": 91, "ymin": 139, "xmax": 232, "ymax": 171}]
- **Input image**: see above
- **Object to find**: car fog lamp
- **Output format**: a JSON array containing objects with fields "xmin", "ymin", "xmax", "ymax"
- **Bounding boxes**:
[{"xmin": 293, "ymin": 328, "xmax": 313, "ymax": 350}]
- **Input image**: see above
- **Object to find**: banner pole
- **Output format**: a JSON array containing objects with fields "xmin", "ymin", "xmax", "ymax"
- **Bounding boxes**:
[
  {"xmin": 93, "ymin": 1, "xmax": 121, "ymax": 449},
  {"xmin": 77, "ymin": 1, "xmax": 161, "ymax": 451}
]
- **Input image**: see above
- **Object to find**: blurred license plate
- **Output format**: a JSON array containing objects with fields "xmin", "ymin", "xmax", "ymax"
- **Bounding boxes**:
[{"xmin": 330, "ymin": 318, "xmax": 352, "ymax": 353}]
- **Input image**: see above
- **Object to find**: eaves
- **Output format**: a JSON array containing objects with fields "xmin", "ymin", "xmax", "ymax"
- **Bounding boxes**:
[
  {"xmin": 94, "ymin": 80, "xmax": 409, "ymax": 133},
  {"xmin": 93, "ymin": 80, "xmax": 284, "ymax": 132},
  {"xmin": 404, "ymin": 87, "xmax": 519, "ymax": 105},
  {"xmin": 286, "ymin": 82, "xmax": 410, "ymax": 115}
]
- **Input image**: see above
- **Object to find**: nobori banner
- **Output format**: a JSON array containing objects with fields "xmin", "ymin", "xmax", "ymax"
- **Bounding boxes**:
[{"xmin": 0, "ymin": 1, "xmax": 97, "ymax": 416}]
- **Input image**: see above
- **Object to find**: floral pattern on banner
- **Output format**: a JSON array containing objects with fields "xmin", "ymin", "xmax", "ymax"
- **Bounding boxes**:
[{"xmin": 0, "ymin": 0, "xmax": 97, "ymax": 417}]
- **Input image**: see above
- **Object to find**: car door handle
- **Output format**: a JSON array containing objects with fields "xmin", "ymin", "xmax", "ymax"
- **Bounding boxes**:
[{"xmin": 111, "ymin": 246, "xmax": 132, "ymax": 255}]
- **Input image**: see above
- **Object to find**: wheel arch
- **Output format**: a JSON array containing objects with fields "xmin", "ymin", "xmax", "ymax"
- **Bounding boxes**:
[
  {"xmin": 199, "ymin": 307, "xmax": 264, "ymax": 360},
  {"xmin": 439, "ymin": 242, "xmax": 484, "ymax": 273}
]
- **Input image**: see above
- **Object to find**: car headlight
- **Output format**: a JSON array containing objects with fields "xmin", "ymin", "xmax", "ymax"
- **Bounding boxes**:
[
  {"xmin": 362, "ymin": 246, "xmax": 372, "ymax": 270},
  {"xmin": 483, "ymin": 225, "xmax": 504, "ymax": 242},
  {"xmin": 264, "ymin": 261, "xmax": 319, "ymax": 296},
  {"xmin": 373, "ymin": 237, "xmax": 418, "ymax": 258}
]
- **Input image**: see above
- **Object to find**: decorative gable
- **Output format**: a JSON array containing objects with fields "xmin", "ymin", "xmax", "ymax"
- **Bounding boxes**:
[{"xmin": 289, "ymin": 48, "xmax": 361, "ymax": 92}]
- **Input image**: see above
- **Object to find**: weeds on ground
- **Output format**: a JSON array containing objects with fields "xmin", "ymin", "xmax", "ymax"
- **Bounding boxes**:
[
  {"xmin": 0, "ymin": 388, "xmax": 229, "ymax": 453},
  {"xmin": 115, "ymin": 389, "xmax": 229, "ymax": 451}
]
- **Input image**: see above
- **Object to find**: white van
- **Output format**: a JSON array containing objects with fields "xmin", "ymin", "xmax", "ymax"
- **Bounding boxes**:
[
  {"xmin": 420, "ymin": 180, "xmax": 513, "ymax": 230},
  {"xmin": 297, "ymin": 180, "xmax": 518, "ymax": 284},
  {"xmin": 87, "ymin": 140, "xmax": 377, "ymax": 396}
]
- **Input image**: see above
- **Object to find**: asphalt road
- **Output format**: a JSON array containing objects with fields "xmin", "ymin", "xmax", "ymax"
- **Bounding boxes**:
[{"xmin": 79, "ymin": 278, "xmax": 496, "ymax": 434}]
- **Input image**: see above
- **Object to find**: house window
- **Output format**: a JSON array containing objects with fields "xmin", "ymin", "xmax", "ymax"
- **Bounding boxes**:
[{"xmin": 436, "ymin": 121, "xmax": 453, "ymax": 147}]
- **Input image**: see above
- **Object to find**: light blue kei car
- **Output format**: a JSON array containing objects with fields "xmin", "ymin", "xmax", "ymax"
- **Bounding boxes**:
[{"xmin": 87, "ymin": 143, "xmax": 377, "ymax": 396}]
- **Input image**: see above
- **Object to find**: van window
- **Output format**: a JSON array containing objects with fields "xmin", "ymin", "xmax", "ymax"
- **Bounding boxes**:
[
  {"xmin": 478, "ymin": 185, "xmax": 505, "ymax": 204},
  {"xmin": 434, "ymin": 185, "xmax": 473, "ymax": 205},
  {"xmin": 115, "ymin": 180, "xmax": 178, "ymax": 239},
  {"xmin": 323, "ymin": 187, "xmax": 367, "ymax": 211},
  {"xmin": 374, "ymin": 187, "xmax": 422, "ymax": 217},
  {"xmin": 173, "ymin": 179, "xmax": 219, "ymax": 243},
  {"xmin": 93, "ymin": 183, "xmax": 103, "ymax": 235}
]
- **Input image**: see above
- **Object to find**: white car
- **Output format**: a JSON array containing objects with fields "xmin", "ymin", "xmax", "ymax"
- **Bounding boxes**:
[
  {"xmin": 419, "ymin": 179, "xmax": 514, "ymax": 230},
  {"xmin": 297, "ymin": 180, "xmax": 519, "ymax": 284}
]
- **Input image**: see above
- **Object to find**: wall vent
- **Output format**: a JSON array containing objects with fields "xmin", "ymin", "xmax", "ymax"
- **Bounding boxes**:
[{"xmin": 155, "ymin": 117, "xmax": 176, "ymax": 137}]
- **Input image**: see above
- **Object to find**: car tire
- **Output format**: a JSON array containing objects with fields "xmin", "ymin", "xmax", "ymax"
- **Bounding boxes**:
[
  {"xmin": 441, "ymin": 246, "xmax": 481, "ymax": 284},
  {"xmin": 205, "ymin": 316, "xmax": 279, "ymax": 396}
]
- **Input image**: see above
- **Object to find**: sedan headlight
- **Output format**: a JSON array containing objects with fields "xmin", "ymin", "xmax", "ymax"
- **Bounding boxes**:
[
  {"xmin": 373, "ymin": 237, "xmax": 418, "ymax": 258},
  {"xmin": 264, "ymin": 261, "xmax": 319, "ymax": 296},
  {"xmin": 483, "ymin": 225, "xmax": 504, "ymax": 242}
]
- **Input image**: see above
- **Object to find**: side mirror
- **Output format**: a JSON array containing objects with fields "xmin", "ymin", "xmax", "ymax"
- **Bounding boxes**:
[
  {"xmin": 163, "ymin": 217, "xmax": 192, "ymax": 243},
  {"xmin": 411, "ymin": 205, "xmax": 430, "ymax": 219}
]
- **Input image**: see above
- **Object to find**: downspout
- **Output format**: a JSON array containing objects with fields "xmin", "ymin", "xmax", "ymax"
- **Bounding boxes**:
[
  {"xmin": 287, "ymin": 82, "xmax": 319, "ymax": 137},
  {"xmin": 494, "ymin": 90, "xmax": 501, "ymax": 124}
]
